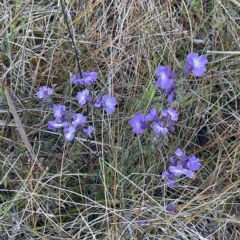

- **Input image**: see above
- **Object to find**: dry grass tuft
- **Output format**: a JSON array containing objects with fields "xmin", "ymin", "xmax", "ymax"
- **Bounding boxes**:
[{"xmin": 1, "ymin": 0, "xmax": 240, "ymax": 239}]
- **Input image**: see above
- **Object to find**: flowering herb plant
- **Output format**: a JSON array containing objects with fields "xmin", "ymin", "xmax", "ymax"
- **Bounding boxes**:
[
  {"xmin": 36, "ymin": 51, "xmax": 207, "ymax": 216},
  {"xmin": 129, "ymin": 52, "xmax": 208, "ymax": 188},
  {"xmin": 162, "ymin": 148, "xmax": 201, "ymax": 188},
  {"xmin": 36, "ymin": 71, "xmax": 117, "ymax": 142}
]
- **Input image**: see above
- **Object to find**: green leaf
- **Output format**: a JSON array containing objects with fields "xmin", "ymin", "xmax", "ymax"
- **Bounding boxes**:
[{"xmin": 143, "ymin": 85, "xmax": 157, "ymax": 100}]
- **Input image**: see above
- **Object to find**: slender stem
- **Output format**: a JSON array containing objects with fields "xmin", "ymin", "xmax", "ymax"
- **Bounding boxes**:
[
  {"xmin": 60, "ymin": 0, "xmax": 83, "ymax": 78},
  {"xmin": 60, "ymin": 0, "xmax": 92, "ymax": 150}
]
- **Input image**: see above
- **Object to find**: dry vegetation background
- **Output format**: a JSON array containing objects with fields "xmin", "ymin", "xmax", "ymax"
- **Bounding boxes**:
[{"xmin": 1, "ymin": 0, "xmax": 240, "ymax": 239}]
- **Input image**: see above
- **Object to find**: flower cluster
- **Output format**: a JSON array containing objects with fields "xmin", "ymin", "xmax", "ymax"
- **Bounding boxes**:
[
  {"xmin": 37, "ymin": 86, "xmax": 53, "ymax": 99},
  {"xmin": 37, "ymin": 71, "xmax": 117, "ymax": 142},
  {"xmin": 162, "ymin": 149, "xmax": 201, "ymax": 188},
  {"xmin": 130, "ymin": 53, "xmax": 208, "ymax": 137},
  {"xmin": 73, "ymin": 73, "xmax": 117, "ymax": 114},
  {"xmin": 155, "ymin": 66, "xmax": 176, "ymax": 103},
  {"xmin": 46, "ymin": 105, "xmax": 93, "ymax": 141},
  {"xmin": 129, "ymin": 52, "xmax": 208, "ymax": 187},
  {"xmin": 71, "ymin": 72, "xmax": 98, "ymax": 85},
  {"xmin": 155, "ymin": 53, "xmax": 208, "ymax": 103},
  {"xmin": 130, "ymin": 107, "xmax": 178, "ymax": 139}
]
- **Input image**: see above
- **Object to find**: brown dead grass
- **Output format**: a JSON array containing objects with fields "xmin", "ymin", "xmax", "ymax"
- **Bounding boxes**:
[{"xmin": 0, "ymin": 0, "xmax": 240, "ymax": 239}]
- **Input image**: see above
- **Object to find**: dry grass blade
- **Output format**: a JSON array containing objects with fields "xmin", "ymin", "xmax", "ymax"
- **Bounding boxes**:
[
  {"xmin": 230, "ymin": 0, "xmax": 240, "ymax": 7},
  {"xmin": 1, "ymin": 0, "xmax": 240, "ymax": 239},
  {"xmin": 1, "ymin": 82, "xmax": 43, "ymax": 169}
]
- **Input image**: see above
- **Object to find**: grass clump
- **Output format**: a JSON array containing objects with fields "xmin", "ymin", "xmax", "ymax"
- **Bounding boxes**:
[{"xmin": 1, "ymin": 0, "xmax": 240, "ymax": 239}]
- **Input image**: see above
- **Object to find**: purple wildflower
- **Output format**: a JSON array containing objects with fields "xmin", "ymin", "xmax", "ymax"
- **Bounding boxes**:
[
  {"xmin": 169, "ymin": 156, "xmax": 177, "ymax": 166},
  {"xmin": 130, "ymin": 113, "xmax": 149, "ymax": 134},
  {"xmin": 81, "ymin": 72, "xmax": 98, "ymax": 85},
  {"xmin": 175, "ymin": 148, "xmax": 186, "ymax": 160},
  {"xmin": 145, "ymin": 108, "xmax": 159, "ymax": 122},
  {"xmin": 163, "ymin": 149, "xmax": 201, "ymax": 188},
  {"xmin": 76, "ymin": 89, "xmax": 92, "ymax": 105},
  {"xmin": 83, "ymin": 126, "xmax": 95, "ymax": 138},
  {"xmin": 48, "ymin": 120, "xmax": 69, "ymax": 132},
  {"xmin": 155, "ymin": 66, "xmax": 176, "ymax": 90},
  {"xmin": 167, "ymin": 90, "xmax": 176, "ymax": 103},
  {"xmin": 187, "ymin": 155, "xmax": 201, "ymax": 171},
  {"xmin": 37, "ymin": 86, "xmax": 53, "ymax": 99},
  {"xmin": 162, "ymin": 84, "xmax": 176, "ymax": 103},
  {"xmin": 63, "ymin": 125, "xmax": 76, "ymax": 142},
  {"xmin": 48, "ymin": 120, "xmax": 63, "ymax": 131},
  {"xmin": 166, "ymin": 202, "xmax": 178, "ymax": 213},
  {"xmin": 53, "ymin": 105, "xmax": 66, "ymax": 119},
  {"xmin": 162, "ymin": 171, "xmax": 175, "ymax": 188},
  {"xmin": 72, "ymin": 113, "xmax": 86, "ymax": 128},
  {"xmin": 94, "ymin": 97, "xmax": 102, "ymax": 108},
  {"xmin": 101, "ymin": 94, "xmax": 117, "ymax": 114},
  {"xmin": 184, "ymin": 53, "xmax": 208, "ymax": 77},
  {"xmin": 152, "ymin": 121, "xmax": 168, "ymax": 135},
  {"xmin": 70, "ymin": 73, "xmax": 81, "ymax": 84},
  {"xmin": 169, "ymin": 163, "xmax": 194, "ymax": 178},
  {"xmin": 161, "ymin": 108, "xmax": 178, "ymax": 122},
  {"xmin": 164, "ymin": 85, "xmax": 174, "ymax": 95},
  {"xmin": 71, "ymin": 72, "xmax": 98, "ymax": 85}
]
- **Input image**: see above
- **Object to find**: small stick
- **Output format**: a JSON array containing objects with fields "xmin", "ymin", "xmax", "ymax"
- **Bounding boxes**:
[{"xmin": 60, "ymin": 0, "xmax": 83, "ymax": 78}]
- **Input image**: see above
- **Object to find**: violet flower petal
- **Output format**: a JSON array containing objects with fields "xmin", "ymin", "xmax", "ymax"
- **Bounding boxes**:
[
  {"xmin": 76, "ymin": 89, "xmax": 92, "ymax": 105},
  {"xmin": 130, "ymin": 113, "xmax": 146, "ymax": 134},
  {"xmin": 101, "ymin": 94, "xmax": 117, "ymax": 114}
]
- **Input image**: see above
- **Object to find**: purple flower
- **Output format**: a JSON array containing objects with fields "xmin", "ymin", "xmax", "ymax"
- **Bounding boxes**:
[
  {"xmin": 184, "ymin": 53, "xmax": 208, "ymax": 77},
  {"xmin": 163, "ymin": 150, "xmax": 201, "ymax": 188},
  {"xmin": 71, "ymin": 72, "xmax": 98, "ymax": 85},
  {"xmin": 53, "ymin": 105, "xmax": 66, "ymax": 119},
  {"xmin": 94, "ymin": 98, "xmax": 101, "ymax": 108},
  {"xmin": 163, "ymin": 84, "xmax": 176, "ymax": 103},
  {"xmin": 72, "ymin": 113, "xmax": 86, "ymax": 128},
  {"xmin": 167, "ymin": 90, "xmax": 176, "ymax": 103},
  {"xmin": 48, "ymin": 120, "xmax": 69, "ymax": 131},
  {"xmin": 162, "ymin": 171, "xmax": 175, "ymax": 188},
  {"xmin": 187, "ymin": 155, "xmax": 201, "ymax": 171},
  {"xmin": 76, "ymin": 89, "xmax": 92, "ymax": 105},
  {"xmin": 130, "ymin": 113, "xmax": 148, "ymax": 134},
  {"xmin": 155, "ymin": 66, "xmax": 176, "ymax": 90},
  {"xmin": 101, "ymin": 94, "xmax": 117, "ymax": 114},
  {"xmin": 169, "ymin": 163, "xmax": 194, "ymax": 178},
  {"xmin": 70, "ymin": 73, "xmax": 81, "ymax": 84},
  {"xmin": 164, "ymin": 85, "xmax": 174, "ymax": 95},
  {"xmin": 152, "ymin": 121, "xmax": 168, "ymax": 135},
  {"xmin": 81, "ymin": 72, "xmax": 98, "ymax": 85},
  {"xmin": 175, "ymin": 148, "xmax": 187, "ymax": 161},
  {"xmin": 48, "ymin": 120, "xmax": 63, "ymax": 131},
  {"xmin": 83, "ymin": 126, "xmax": 95, "ymax": 138},
  {"xmin": 145, "ymin": 108, "xmax": 159, "ymax": 122},
  {"xmin": 161, "ymin": 108, "xmax": 178, "ymax": 122},
  {"xmin": 169, "ymin": 156, "xmax": 177, "ymax": 166},
  {"xmin": 64, "ymin": 125, "xmax": 76, "ymax": 142},
  {"xmin": 37, "ymin": 86, "xmax": 53, "ymax": 99},
  {"xmin": 166, "ymin": 202, "xmax": 178, "ymax": 213}
]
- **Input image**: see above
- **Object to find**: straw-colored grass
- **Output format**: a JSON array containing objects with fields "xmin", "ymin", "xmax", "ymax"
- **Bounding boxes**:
[{"xmin": 1, "ymin": 0, "xmax": 240, "ymax": 239}]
